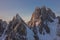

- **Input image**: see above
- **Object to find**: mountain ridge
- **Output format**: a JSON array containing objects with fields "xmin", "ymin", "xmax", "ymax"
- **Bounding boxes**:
[{"xmin": 0, "ymin": 6, "xmax": 60, "ymax": 40}]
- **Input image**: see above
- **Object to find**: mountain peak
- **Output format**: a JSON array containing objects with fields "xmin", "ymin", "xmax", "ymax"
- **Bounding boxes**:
[
  {"xmin": 16, "ymin": 14, "xmax": 22, "ymax": 21},
  {"xmin": 12, "ymin": 14, "xmax": 23, "ymax": 23},
  {"xmin": 28, "ymin": 6, "xmax": 56, "ymax": 34}
]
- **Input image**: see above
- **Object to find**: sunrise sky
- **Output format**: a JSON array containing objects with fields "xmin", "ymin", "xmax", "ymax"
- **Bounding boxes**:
[{"xmin": 0, "ymin": 0, "xmax": 60, "ymax": 22}]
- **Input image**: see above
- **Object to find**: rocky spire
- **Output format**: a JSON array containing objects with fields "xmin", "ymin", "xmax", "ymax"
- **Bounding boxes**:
[
  {"xmin": 28, "ymin": 6, "xmax": 56, "ymax": 35},
  {"xmin": 5, "ymin": 14, "xmax": 27, "ymax": 40},
  {"xmin": 29, "ymin": 6, "xmax": 55, "ymax": 27},
  {"xmin": 5, "ymin": 14, "xmax": 34, "ymax": 40}
]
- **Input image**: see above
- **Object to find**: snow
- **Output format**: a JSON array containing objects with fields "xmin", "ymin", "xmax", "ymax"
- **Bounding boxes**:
[
  {"xmin": 26, "ymin": 27, "xmax": 34, "ymax": 40},
  {"xmin": 0, "ymin": 25, "xmax": 8, "ymax": 40},
  {"xmin": 30, "ymin": 18, "xmax": 59, "ymax": 40},
  {"xmin": 23, "ymin": 23, "xmax": 34, "ymax": 40},
  {"xmin": 35, "ymin": 18, "xmax": 59, "ymax": 40},
  {"xmin": 36, "ymin": 26, "xmax": 52, "ymax": 40}
]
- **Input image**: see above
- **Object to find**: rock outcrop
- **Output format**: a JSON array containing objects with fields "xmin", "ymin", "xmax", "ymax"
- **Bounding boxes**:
[{"xmin": 28, "ymin": 6, "xmax": 56, "ymax": 35}]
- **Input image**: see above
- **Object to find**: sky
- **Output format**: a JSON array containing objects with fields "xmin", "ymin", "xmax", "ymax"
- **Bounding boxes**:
[{"xmin": 0, "ymin": 0, "xmax": 60, "ymax": 22}]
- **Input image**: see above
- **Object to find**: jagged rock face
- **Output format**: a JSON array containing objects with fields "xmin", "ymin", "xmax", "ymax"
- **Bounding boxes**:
[
  {"xmin": 5, "ymin": 23, "xmax": 27, "ymax": 40},
  {"xmin": 28, "ymin": 7, "xmax": 41, "ymax": 27},
  {"xmin": 5, "ymin": 14, "xmax": 27, "ymax": 40},
  {"xmin": 28, "ymin": 6, "xmax": 56, "ymax": 26},
  {"xmin": 0, "ymin": 19, "xmax": 7, "ymax": 37},
  {"xmin": 40, "ymin": 6, "xmax": 55, "ymax": 22},
  {"xmin": 39, "ymin": 24, "xmax": 50, "ymax": 34},
  {"xmin": 40, "ymin": 6, "xmax": 47, "ymax": 21},
  {"xmin": 47, "ymin": 8, "xmax": 56, "ymax": 19},
  {"xmin": 28, "ymin": 6, "xmax": 56, "ymax": 35}
]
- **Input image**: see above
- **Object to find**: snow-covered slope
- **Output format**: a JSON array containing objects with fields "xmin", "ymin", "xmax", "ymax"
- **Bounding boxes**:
[{"xmin": 37, "ymin": 19, "xmax": 58, "ymax": 40}]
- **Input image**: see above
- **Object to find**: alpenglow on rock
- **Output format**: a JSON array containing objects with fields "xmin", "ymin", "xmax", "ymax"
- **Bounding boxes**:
[
  {"xmin": 28, "ymin": 6, "xmax": 56, "ymax": 27},
  {"xmin": 28, "ymin": 6, "xmax": 56, "ymax": 29}
]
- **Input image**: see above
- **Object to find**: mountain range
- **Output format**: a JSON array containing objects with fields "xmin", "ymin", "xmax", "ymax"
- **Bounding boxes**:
[{"xmin": 0, "ymin": 6, "xmax": 60, "ymax": 40}]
